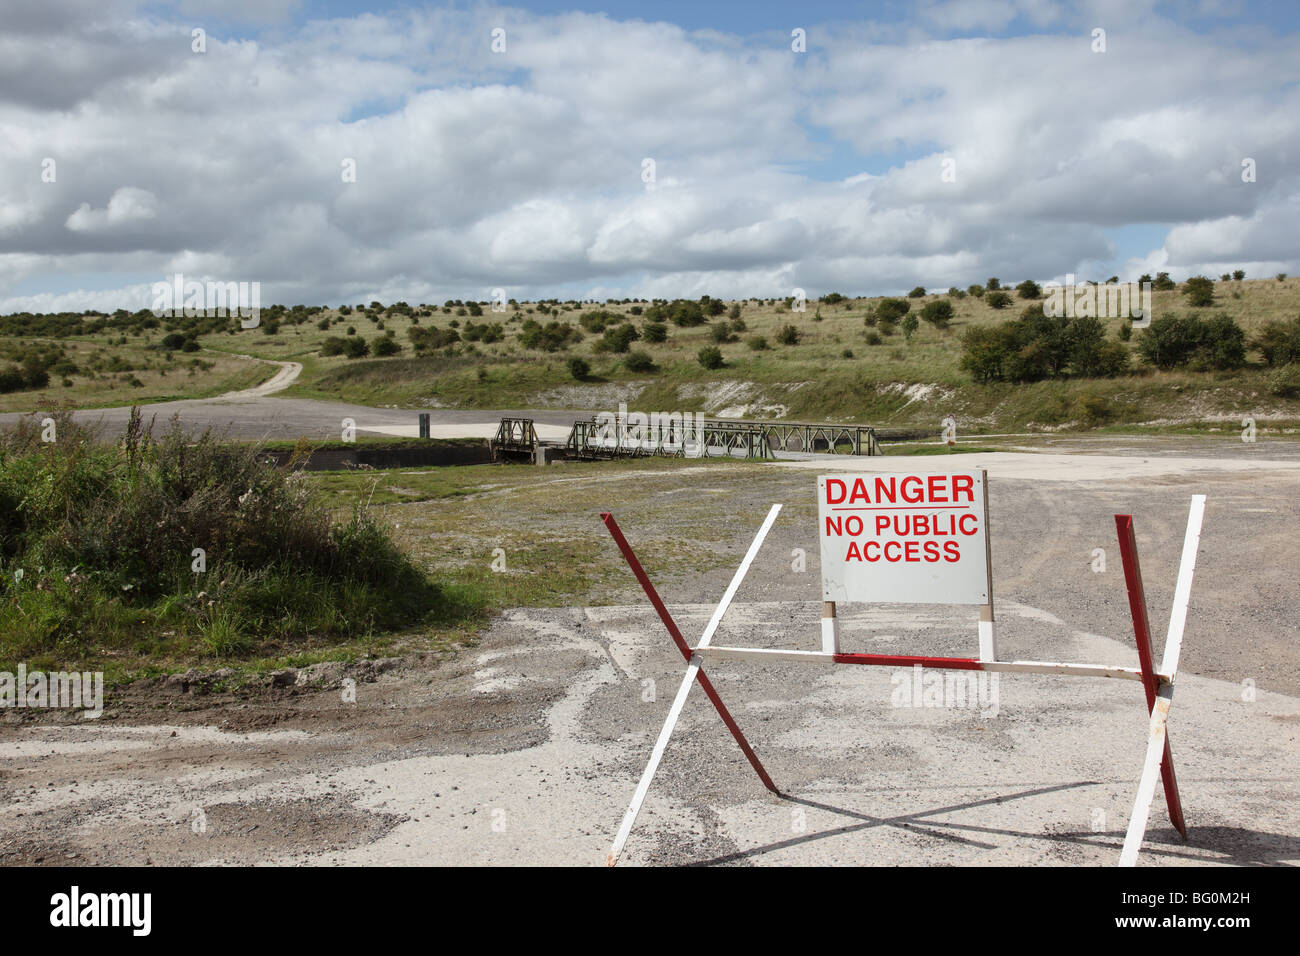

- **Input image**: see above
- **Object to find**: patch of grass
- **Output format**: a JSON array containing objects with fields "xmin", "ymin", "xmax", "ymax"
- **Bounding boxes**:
[{"xmin": 0, "ymin": 410, "xmax": 470, "ymax": 675}]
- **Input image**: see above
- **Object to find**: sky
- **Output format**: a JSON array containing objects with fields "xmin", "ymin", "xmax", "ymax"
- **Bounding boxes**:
[{"xmin": 0, "ymin": 0, "xmax": 1297, "ymax": 312}]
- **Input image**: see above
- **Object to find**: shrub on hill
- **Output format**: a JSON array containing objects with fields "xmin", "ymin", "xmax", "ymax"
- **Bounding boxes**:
[
  {"xmin": 1135, "ymin": 313, "xmax": 1245, "ymax": 370},
  {"xmin": 960, "ymin": 306, "xmax": 1128, "ymax": 383},
  {"xmin": 408, "ymin": 326, "xmax": 461, "ymax": 353},
  {"xmin": 519, "ymin": 320, "xmax": 581, "ymax": 352},
  {"xmin": 920, "ymin": 299, "xmax": 954, "ymax": 328},
  {"xmin": 875, "ymin": 298, "xmax": 910, "ymax": 323},
  {"xmin": 596, "ymin": 323, "xmax": 640, "ymax": 353},
  {"xmin": 1182, "ymin": 276, "xmax": 1215, "ymax": 307},
  {"xmin": 1252, "ymin": 317, "xmax": 1300, "ymax": 366},
  {"xmin": 698, "ymin": 346, "xmax": 724, "ymax": 369}
]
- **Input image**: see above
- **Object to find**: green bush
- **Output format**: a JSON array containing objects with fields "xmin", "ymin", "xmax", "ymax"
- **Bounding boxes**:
[
  {"xmin": 709, "ymin": 321, "xmax": 737, "ymax": 344},
  {"xmin": 920, "ymin": 299, "xmax": 954, "ymax": 328},
  {"xmin": 567, "ymin": 356, "xmax": 590, "ymax": 380},
  {"xmin": 746, "ymin": 335, "xmax": 769, "ymax": 351},
  {"xmin": 641, "ymin": 321, "xmax": 668, "ymax": 343},
  {"xmin": 519, "ymin": 320, "xmax": 581, "ymax": 352},
  {"xmin": 596, "ymin": 322, "xmax": 640, "ymax": 353},
  {"xmin": 1016, "ymin": 279, "xmax": 1042, "ymax": 300},
  {"xmin": 342, "ymin": 336, "xmax": 370, "ymax": 359},
  {"xmin": 1136, "ymin": 313, "xmax": 1245, "ymax": 370},
  {"xmin": 579, "ymin": 310, "xmax": 617, "ymax": 333},
  {"xmin": 702, "ymin": 296, "xmax": 726, "ymax": 316},
  {"xmin": 986, "ymin": 290, "xmax": 1013, "ymax": 309},
  {"xmin": 776, "ymin": 324, "xmax": 801, "ymax": 346},
  {"xmin": 876, "ymin": 298, "xmax": 910, "ymax": 323},
  {"xmin": 697, "ymin": 346, "xmax": 724, "ymax": 369},
  {"xmin": 649, "ymin": 300, "xmax": 707, "ymax": 327},
  {"xmin": 1252, "ymin": 317, "xmax": 1300, "ymax": 366},
  {"xmin": 0, "ymin": 411, "xmax": 443, "ymax": 662},
  {"xmin": 907, "ymin": 286, "xmax": 926, "ymax": 298},
  {"xmin": 624, "ymin": 350, "xmax": 656, "ymax": 372},
  {"xmin": 461, "ymin": 321, "xmax": 504, "ymax": 343},
  {"xmin": 960, "ymin": 307, "xmax": 1128, "ymax": 383},
  {"xmin": 408, "ymin": 326, "xmax": 461, "ymax": 352},
  {"xmin": 902, "ymin": 315, "xmax": 919, "ymax": 340},
  {"xmin": 373, "ymin": 335, "xmax": 401, "ymax": 356},
  {"xmin": 1267, "ymin": 364, "xmax": 1300, "ymax": 398},
  {"xmin": 1183, "ymin": 276, "xmax": 1215, "ymax": 307}
]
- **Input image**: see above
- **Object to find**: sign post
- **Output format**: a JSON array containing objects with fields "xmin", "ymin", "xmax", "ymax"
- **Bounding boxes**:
[{"xmin": 601, "ymin": 474, "xmax": 1206, "ymax": 867}]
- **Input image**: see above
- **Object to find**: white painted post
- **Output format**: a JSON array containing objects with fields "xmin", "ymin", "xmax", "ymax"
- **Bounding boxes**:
[
  {"xmin": 1119, "ymin": 684, "xmax": 1174, "ymax": 867},
  {"xmin": 1161, "ymin": 495, "xmax": 1206, "ymax": 679},
  {"xmin": 978, "ymin": 603, "xmax": 997, "ymax": 661},
  {"xmin": 821, "ymin": 601, "xmax": 839, "ymax": 654}
]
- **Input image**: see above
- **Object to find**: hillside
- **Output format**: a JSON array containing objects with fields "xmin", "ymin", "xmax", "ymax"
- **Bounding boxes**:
[{"xmin": 3, "ymin": 275, "xmax": 1298, "ymax": 434}]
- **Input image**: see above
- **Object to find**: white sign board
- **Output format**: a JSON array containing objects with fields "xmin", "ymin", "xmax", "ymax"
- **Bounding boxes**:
[{"xmin": 818, "ymin": 471, "xmax": 991, "ymax": 605}]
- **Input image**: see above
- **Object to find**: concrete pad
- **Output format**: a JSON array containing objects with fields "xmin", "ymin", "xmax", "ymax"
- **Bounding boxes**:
[{"xmin": 778, "ymin": 451, "xmax": 1300, "ymax": 482}]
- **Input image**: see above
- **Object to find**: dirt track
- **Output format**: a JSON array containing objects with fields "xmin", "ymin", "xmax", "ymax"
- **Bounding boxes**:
[{"xmin": 1, "ymin": 441, "xmax": 1297, "ymax": 866}]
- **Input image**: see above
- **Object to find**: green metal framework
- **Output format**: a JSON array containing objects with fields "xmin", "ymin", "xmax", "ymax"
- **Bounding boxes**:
[
  {"xmin": 491, "ymin": 417, "xmax": 539, "ymax": 461},
  {"xmin": 563, "ymin": 416, "xmax": 880, "ymax": 459}
]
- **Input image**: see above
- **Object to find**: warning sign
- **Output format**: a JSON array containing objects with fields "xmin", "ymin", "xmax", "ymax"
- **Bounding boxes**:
[{"xmin": 817, "ymin": 471, "xmax": 991, "ymax": 605}]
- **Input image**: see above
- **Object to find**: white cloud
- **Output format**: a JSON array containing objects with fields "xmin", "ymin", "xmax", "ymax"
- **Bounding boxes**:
[
  {"xmin": 0, "ymin": 2, "xmax": 1297, "ymax": 311},
  {"xmin": 65, "ymin": 187, "xmax": 160, "ymax": 232}
]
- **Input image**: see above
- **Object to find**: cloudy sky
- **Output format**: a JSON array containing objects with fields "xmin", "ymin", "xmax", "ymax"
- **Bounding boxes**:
[{"xmin": 1, "ymin": 0, "xmax": 1297, "ymax": 312}]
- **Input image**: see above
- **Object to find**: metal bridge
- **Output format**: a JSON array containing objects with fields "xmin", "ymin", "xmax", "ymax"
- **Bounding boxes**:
[
  {"xmin": 490, "ymin": 418, "xmax": 540, "ymax": 461},
  {"xmin": 561, "ymin": 416, "xmax": 881, "ymax": 460},
  {"xmin": 489, "ymin": 415, "xmax": 881, "ymax": 463},
  {"xmin": 699, "ymin": 419, "xmax": 881, "ymax": 456},
  {"xmin": 564, "ymin": 418, "xmax": 772, "ymax": 460}
]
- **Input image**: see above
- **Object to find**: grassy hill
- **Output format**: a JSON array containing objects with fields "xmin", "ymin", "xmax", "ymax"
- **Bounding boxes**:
[{"xmin": 3, "ymin": 275, "xmax": 1299, "ymax": 434}]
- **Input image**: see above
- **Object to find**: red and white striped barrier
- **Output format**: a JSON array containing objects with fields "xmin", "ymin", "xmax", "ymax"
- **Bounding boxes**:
[{"xmin": 600, "ymin": 472, "xmax": 1206, "ymax": 867}]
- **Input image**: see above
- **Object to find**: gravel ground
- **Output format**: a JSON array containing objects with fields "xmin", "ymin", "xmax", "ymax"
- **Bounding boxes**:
[{"xmin": 0, "ymin": 440, "xmax": 1296, "ymax": 866}]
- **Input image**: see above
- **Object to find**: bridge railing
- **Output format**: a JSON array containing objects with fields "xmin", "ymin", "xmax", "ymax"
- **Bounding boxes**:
[
  {"xmin": 491, "ymin": 418, "xmax": 539, "ymax": 460},
  {"xmin": 564, "ymin": 416, "xmax": 880, "ymax": 458}
]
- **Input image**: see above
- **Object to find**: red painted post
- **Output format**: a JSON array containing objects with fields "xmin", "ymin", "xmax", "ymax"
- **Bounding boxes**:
[
  {"xmin": 601, "ymin": 513, "xmax": 779, "ymax": 793},
  {"xmin": 1115, "ymin": 514, "xmax": 1188, "ymax": 839}
]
